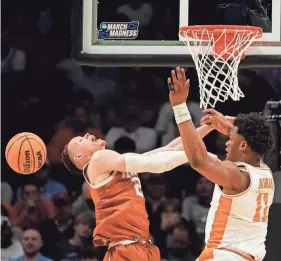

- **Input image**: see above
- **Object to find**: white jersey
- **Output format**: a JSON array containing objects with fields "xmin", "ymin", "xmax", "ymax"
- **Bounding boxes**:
[{"xmin": 205, "ymin": 161, "xmax": 274, "ymax": 260}]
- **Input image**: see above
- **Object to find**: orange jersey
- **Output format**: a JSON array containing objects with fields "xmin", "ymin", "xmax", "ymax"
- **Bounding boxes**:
[{"xmin": 84, "ymin": 168, "xmax": 150, "ymax": 246}]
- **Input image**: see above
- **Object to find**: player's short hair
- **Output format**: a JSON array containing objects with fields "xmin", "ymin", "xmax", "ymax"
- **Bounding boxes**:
[
  {"xmin": 234, "ymin": 113, "xmax": 274, "ymax": 156},
  {"xmin": 61, "ymin": 144, "xmax": 81, "ymax": 174}
]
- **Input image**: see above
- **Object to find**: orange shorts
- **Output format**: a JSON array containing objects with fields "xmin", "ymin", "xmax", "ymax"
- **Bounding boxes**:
[{"xmin": 103, "ymin": 241, "xmax": 160, "ymax": 261}]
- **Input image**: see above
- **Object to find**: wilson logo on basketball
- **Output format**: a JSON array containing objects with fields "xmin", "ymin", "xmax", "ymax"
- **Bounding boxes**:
[
  {"xmin": 37, "ymin": 151, "xmax": 43, "ymax": 169},
  {"xmin": 6, "ymin": 132, "xmax": 47, "ymax": 174},
  {"xmin": 23, "ymin": 150, "xmax": 31, "ymax": 174}
]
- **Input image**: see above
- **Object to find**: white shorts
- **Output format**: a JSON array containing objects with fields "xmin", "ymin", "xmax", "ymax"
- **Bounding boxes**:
[{"xmin": 196, "ymin": 248, "xmax": 255, "ymax": 261}]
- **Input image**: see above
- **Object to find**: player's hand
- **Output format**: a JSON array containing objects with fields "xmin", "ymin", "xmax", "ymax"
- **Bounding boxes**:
[
  {"xmin": 168, "ymin": 67, "xmax": 190, "ymax": 106},
  {"xmin": 200, "ymin": 109, "xmax": 235, "ymax": 135}
]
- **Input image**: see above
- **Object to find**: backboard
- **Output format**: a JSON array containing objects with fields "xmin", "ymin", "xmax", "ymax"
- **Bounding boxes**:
[{"xmin": 72, "ymin": 0, "xmax": 281, "ymax": 67}]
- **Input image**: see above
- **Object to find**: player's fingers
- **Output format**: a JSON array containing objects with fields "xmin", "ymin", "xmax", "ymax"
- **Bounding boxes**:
[
  {"xmin": 171, "ymin": 70, "xmax": 178, "ymax": 90},
  {"xmin": 201, "ymin": 114, "xmax": 213, "ymax": 124},
  {"xmin": 200, "ymin": 118, "xmax": 211, "ymax": 126},
  {"xmin": 200, "ymin": 115, "xmax": 210, "ymax": 123},
  {"xmin": 204, "ymin": 115, "xmax": 214, "ymax": 126},
  {"xmin": 203, "ymin": 109, "xmax": 217, "ymax": 115},
  {"xmin": 225, "ymin": 116, "xmax": 236, "ymax": 123},
  {"xmin": 200, "ymin": 118, "xmax": 208, "ymax": 125},
  {"xmin": 167, "ymin": 77, "xmax": 174, "ymax": 91},
  {"xmin": 185, "ymin": 79, "xmax": 190, "ymax": 91},
  {"xmin": 181, "ymin": 68, "xmax": 186, "ymax": 81},
  {"xmin": 200, "ymin": 118, "xmax": 212, "ymax": 126},
  {"xmin": 176, "ymin": 67, "xmax": 182, "ymax": 88}
]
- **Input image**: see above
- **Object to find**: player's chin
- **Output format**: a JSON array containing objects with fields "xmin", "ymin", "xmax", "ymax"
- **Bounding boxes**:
[{"xmin": 100, "ymin": 140, "xmax": 107, "ymax": 148}]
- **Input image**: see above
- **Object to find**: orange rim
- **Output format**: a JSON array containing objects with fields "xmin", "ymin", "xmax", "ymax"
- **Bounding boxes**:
[
  {"xmin": 179, "ymin": 25, "xmax": 263, "ymax": 60},
  {"xmin": 179, "ymin": 25, "xmax": 263, "ymax": 40}
]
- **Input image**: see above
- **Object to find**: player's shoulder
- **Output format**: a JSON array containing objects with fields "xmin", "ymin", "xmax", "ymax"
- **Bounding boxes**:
[
  {"xmin": 87, "ymin": 149, "xmax": 122, "ymax": 183},
  {"xmin": 235, "ymin": 161, "xmax": 271, "ymax": 173},
  {"xmin": 91, "ymin": 149, "xmax": 124, "ymax": 170},
  {"xmin": 222, "ymin": 160, "xmax": 250, "ymax": 190},
  {"xmin": 90, "ymin": 149, "xmax": 120, "ymax": 163}
]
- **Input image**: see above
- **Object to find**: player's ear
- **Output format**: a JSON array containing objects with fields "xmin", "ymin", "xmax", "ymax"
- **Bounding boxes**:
[
  {"xmin": 74, "ymin": 153, "xmax": 86, "ymax": 161},
  {"xmin": 240, "ymin": 141, "xmax": 248, "ymax": 151}
]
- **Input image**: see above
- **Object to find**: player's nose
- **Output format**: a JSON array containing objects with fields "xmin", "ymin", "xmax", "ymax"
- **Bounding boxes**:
[
  {"xmin": 84, "ymin": 133, "xmax": 90, "ymax": 139},
  {"xmin": 225, "ymin": 140, "xmax": 230, "ymax": 147}
]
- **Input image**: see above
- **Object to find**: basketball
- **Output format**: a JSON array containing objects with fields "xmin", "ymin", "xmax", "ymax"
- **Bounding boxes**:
[{"xmin": 5, "ymin": 132, "xmax": 47, "ymax": 174}]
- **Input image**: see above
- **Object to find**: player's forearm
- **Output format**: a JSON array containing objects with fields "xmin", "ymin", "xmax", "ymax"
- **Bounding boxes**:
[
  {"xmin": 177, "ymin": 120, "xmax": 208, "ymax": 168},
  {"xmin": 123, "ymin": 150, "xmax": 188, "ymax": 173},
  {"xmin": 171, "ymin": 104, "xmax": 210, "ymax": 170},
  {"xmin": 197, "ymin": 124, "xmax": 215, "ymax": 138}
]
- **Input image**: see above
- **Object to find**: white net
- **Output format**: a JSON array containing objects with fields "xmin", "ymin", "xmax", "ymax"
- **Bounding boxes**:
[{"xmin": 180, "ymin": 26, "xmax": 262, "ymax": 109}]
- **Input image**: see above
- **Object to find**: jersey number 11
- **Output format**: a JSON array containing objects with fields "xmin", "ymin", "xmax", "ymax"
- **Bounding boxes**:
[{"xmin": 253, "ymin": 193, "xmax": 269, "ymax": 222}]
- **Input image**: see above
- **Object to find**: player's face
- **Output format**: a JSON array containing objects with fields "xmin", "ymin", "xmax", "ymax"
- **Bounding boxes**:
[
  {"xmin": 68, "ymin": 134, "xmax": 106, "ymax": 167},
  {"xmin": 69, "ymin": 134, "xmax": 106, "ymax": 156},
  {"xmin": 225, "ymin": 126, "xmax": 247, "ymax": 162}
]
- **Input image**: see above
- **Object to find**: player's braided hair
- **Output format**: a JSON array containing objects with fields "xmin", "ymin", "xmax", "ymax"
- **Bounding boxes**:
[
  {"xmin": 61, "ymin": 144, "xmax": 81, "ymax": 174},
  {"xmin": 234, "ymin": 113, "xmax": 274, "ymax": 156}
]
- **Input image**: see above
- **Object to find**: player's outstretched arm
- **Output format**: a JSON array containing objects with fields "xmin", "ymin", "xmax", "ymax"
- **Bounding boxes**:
[
  {"xmin": 168, "ymin": 67, "xmax": 249, "ymax": 191},
  {"xmin": 89, "ymin": 149, "xmax": 190, "ymax": 175}
]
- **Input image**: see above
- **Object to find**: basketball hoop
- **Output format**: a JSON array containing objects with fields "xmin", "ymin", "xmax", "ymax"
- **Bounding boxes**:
[{"xmin": 179, "ymin": 25, "xmax": 263, "ymax": 109}]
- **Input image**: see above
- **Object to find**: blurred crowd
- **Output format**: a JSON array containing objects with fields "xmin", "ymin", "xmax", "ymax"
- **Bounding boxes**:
[{"xmin": 1, "ymin": 1, "xmax": 280, "ymax": 261}]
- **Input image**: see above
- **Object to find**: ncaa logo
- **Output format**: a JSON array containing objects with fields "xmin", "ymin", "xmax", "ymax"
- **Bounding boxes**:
[{"xmin": 100, "ymin": 23, "xmax": 108, "ymax": 30}]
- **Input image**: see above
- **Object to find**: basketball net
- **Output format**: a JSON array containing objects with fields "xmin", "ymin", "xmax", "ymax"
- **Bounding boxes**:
[{"xmin": 179, "ymin": 25, "xmax": 262, "ymax": 109}]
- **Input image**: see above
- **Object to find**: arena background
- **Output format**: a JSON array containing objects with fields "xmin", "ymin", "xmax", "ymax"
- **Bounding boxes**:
[{"xmin": 2, "ymin": 1, "xmax": 281, "ymax": 261}]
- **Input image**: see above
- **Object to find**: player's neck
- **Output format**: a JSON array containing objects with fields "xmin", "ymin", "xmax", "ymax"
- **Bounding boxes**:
[{"xmin": 241, "ymin": 154, "xmax": 261, "ymax": 167}]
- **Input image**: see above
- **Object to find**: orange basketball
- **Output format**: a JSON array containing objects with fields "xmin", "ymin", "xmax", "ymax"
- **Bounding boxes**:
[{"xmin": 5, "ymin": 132, "xmax": 47, "ymax": 174}]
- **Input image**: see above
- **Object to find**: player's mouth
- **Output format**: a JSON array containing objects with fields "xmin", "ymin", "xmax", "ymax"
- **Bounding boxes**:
[{"xmin": 225, "ymin": 147, "xmax": 229, "ymax": 157}]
